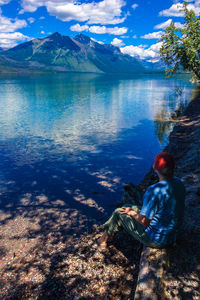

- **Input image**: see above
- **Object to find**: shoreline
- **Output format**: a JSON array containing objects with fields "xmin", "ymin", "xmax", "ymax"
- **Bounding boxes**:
[
  {"xmin": 138, "ymin": 86, "xmax": 200, "ymax": 299},
  {"xmin": 0, "ymin": 86, "xmax": 199, "ymax": 299},
  {"xmin": 142, "ymin": 85, "xmax": 200, "ymax": 187},
  {"xmin": 161, "ymin": 87, "xmax": 200, "ymax": 299}
]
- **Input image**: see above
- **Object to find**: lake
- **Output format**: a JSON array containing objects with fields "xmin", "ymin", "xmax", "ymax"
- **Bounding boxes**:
[{"xmin": 0, "ymin": 73, "xmax": 195, "ymax": 220}]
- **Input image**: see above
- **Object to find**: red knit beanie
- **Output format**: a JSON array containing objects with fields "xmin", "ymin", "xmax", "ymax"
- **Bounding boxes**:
[{"xmin": 154, "ymin": 152, "xmax": 175, "ymax": 172}]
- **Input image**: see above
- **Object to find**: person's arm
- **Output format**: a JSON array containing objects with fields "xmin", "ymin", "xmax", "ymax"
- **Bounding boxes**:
[{"xmin": 120, "ymin": 207, "xmax": 151, "ymax": 227}]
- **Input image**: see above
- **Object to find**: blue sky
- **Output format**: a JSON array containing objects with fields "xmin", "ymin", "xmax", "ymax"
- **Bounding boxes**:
[{"xmin": 0, "ymin": 0, "xmax": 199, "ymax": 61}]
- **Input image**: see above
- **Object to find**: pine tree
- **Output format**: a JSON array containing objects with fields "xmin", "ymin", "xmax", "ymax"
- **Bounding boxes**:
[{"xmin": 159, "ymin": 2, "xmax": 200, "ymax": 81}]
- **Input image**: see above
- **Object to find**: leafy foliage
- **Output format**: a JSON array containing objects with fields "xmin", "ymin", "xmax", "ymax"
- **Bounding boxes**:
[{"xmin": 159, "ymin": 2, "xmax": 200, "ymax": 81}]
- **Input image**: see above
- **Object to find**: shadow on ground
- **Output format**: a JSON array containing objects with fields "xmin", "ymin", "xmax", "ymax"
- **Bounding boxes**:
[{"xmin": 0, "ymin": 141, "xmax": 144, "ymax": 299}]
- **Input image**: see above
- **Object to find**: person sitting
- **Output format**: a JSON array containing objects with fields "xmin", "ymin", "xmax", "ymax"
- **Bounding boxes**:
[{"xmin": 97, "ymin": 152, "xmax": 186, "ymax": 250}]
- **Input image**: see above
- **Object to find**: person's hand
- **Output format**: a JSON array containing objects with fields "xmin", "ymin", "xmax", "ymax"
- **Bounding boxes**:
[
  {"xmin": 120, "ymin": 207, "xmax": 137, "ymax": 217},
  {"xmin": 120, "ymin": 207, "xmax": 132, "ymax": 215}
]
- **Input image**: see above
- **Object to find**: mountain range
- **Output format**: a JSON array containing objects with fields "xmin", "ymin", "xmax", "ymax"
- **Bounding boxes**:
[{"xmin": 0, "ymin": 33, "xmax": 163, "ymax": 74}]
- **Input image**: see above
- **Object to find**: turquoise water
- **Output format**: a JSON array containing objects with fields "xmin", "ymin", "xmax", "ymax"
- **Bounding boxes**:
[{"xmin": 0, "ymin": 73, "xmax": 194, "ymax": 218}]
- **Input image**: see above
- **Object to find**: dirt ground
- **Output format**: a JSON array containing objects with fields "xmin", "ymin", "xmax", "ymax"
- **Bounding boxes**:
[{"xmin": 0, "ymin": 210, "xmax": 142, "ymax": 299}]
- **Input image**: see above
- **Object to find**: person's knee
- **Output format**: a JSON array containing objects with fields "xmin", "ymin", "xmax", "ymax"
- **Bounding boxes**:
[
  {"xmin": 113, "ymin": 208, "xmax": 129, "ymax": 220},
  {"xmin": 131, "ymin": 205, "xmax": 141, "ymax": 213},
  {"xmin": 113, "ymin": 208, "xmax": 121, "ymax": 216}
]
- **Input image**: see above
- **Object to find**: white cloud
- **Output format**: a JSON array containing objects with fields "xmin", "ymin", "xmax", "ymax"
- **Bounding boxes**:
[
  {"xmin": 120, "ymin": 42, "xmax": 162, "ymax": 60},
  {"xmin": 121, "ymin": 45, "xmax": 149, "ymax": 59},
  {"xmin": 159, "ymin": 2, "xmax": 200, "ymax": 17},
  {"xmin": 132, "ymin": 3, "xmax": 138, "ymax": 10},
  {"xmin": 111, "ymin": 37, "xmax": 124, "ymax": 47},
  {"xmin": 89, "ymin": 25, "xmax": 128, "ymax": 35},
  {"xmin": 141, "ymin": 31, "xmax": 163, "ymax": 39},
  {"xmin": 0, "ymin": 0, "xmax": 10, "ymax": 5},
  {"xmin": 132, "ymin": 34, "xmax": 137, "ymax": 38},
  {"xmin": 154, "ymin": 19, "xmax": 184, "ymax": 30},
  {"xmin": 28, "ymin": 17, "xmax": 35, "ymax": 23},
  {"xmin": 19, "ymin": 0, "xmax": 43, "ymax": 13},
  {"xmin": 0, "ymin": 10, "xmax": 27, "ymax": 33},
  {"xmin": 149, "ymin": 42, "xmax": 163, "ymax": 53},
  {"xmin": 70, "ymin": 24, "xmax": 89, "ymax": 32},
  {"xmin": 0, "ymin": 9, "xmax": 29, "ymax": 48},
  {"xmin": 146, "ymin": 58, "xmax": 160, "ymax": 63},
  {"xmin": 70, "ymin": 23, "xmax": 128, "ymax": 35},
  {"xmin": 41, "ymin": 30, "xmax": 45, "ymax": 34},
  {"xmin": 159, "ymin": 3, "xmax": 185, "ymax": 17},
  {"xmin": 174, "ymin": 21, "xmax": 185, "ymax": 29},
  {"xmin": 0, "ymin": 32, "xmax": 31, "ymax": 48},
  {"xmin": 20, "ymin": 0, "xmax": 127, "ymax": 25},
  {"xmin": 154, "ymin": 19, "xmax": 173, "ymax": 30}
]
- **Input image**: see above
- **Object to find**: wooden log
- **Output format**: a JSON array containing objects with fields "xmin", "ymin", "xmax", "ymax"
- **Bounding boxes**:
[{"xmin": 134, "ymin": 246, "xmax": 168, "ymax": 300}]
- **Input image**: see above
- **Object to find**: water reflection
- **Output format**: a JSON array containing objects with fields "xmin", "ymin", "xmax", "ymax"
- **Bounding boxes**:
[
  {"xmin": 154, "ymin": 85, "xmax": 192, "ymax": 144},
  {"xmin": 0, "ymin": 73, "xmax": 195, "ymax": 213}
]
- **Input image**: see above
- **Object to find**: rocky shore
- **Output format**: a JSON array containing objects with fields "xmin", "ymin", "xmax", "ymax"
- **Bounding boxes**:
[
  {"xmin": 161, "ymin": 89, "xmax": 200, "ymax": 299},
  {"xmin": 140, "ymin": 86, "xmax": 200, "ymax": 300},
  {"xmin": 0, "ymin": 87, "xmax": 199, "ymax": 299}
]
